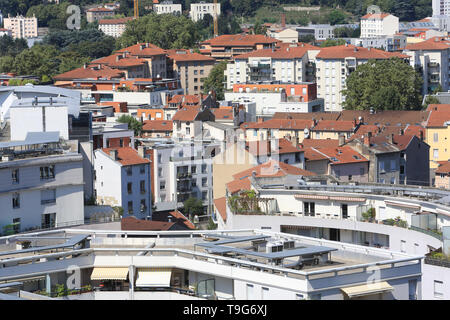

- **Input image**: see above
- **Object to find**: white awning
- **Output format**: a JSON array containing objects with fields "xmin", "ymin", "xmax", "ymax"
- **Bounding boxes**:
[
  {"xmin": 384, "ymin": 200, "xmax": 420, "ymax": 210},
  {"xmin": 90, "ymin": 267, "xmax": 129, "ymax": 281},
  {"xmin": 135, "ymin": 268, "xmax": 172, "ymax": 288},
  {"xmin": 341, "ymin": 281, "xmax": 394, "ymax": 298}
]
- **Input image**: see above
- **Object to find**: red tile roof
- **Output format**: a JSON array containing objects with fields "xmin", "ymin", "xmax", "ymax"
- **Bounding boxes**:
[
  {"xmin": 169, "ymin": 95, "xmax": 200, "ymax": 105},
  {"xmin": 426, "ymin": 104, "xmax": 450, "ymax": 112},
  {"xmin": 210, "ymin": 108, "xmax": 233, "ymax": 120},
  {"xmin": 101, "ymin": 147, "xmax": 150, "ymax": 166},
  {"xmin": 226, "ymin": 177, "xmax": 252, "ymax": 194},
  {"xmin": 316, "ymin": 44, "xmax": 409, "ymax": 60},
  {"xmin": 436, "ymin": 161, "xmax": 450, "ymax": 174},
  {"xmin": 299, "ymin": 139, "xmax": 339, "ymax": 149},
  {"xmin": 99, "ymin": 17, "xmax": 134, "ymax": 25},
  {"xmin": 404, "ymin": 125, "xmax": 426, "ymax": 140},
  {"xmin": 405, "ymin": 37, "xmax": 450, "ymax": 51},
  {"xmin": 234, "ymin": 45, "xmax": 311, "ymax": 60},
  {"xmin": 88, "ymin": 7, "xmax": 114, "ymax": 12},
  {"xmin": 312, "ymin": 120, "xmax": 356, "ymax": 132},
  {"xmin": 214, "ymin": 197, "xmax": 227, "ymax": 222},
  {"xmin": 172, "ymin": 106, "xmax": 201, "ymax": 121},
  {"xmin": 117, "ymin": 43, "xmax": 166, "ymax": 57},
  {"xmin": 167, "ymin": 50, "xmax": 215, "ymax": 62},
  {"xmin": 303, "ymin": 147, "xmax": 329, "ymax": 161},
  {"xmin": 202, "ymin": 34, "xmax": 279, "ymax": 47},
  {"xmin": 92, "ymin": 53, "xmax": 147, "ymax": 68},
  {"xmin": 272, "ymin": 112, "xmax": 340, "ymax": 121},
  {"xmin": 121, "ymin": 217, "xmax": 175, "ymax": 231},
  {"xmin": 245, "ymin": 119, "xmax": 314, "ymax": 130},
  {"xmin": 53, "ymin": 65, "xmax": 124, "ymax": 81},
  {"xmin": 361, "ymin": 13, "xmax": 392, "ymax": 20},
  {"xmin": 168, "ymin": 210, "xmax": 195, "ymax": 230},
  {"xmin": 232, "ymin": 160, "xmax": 316, "ymax": 180},
  {"xmin": 142, "ymin": 120, "xmax": 173, "ymax": 132},
  {"xmin": 426, "ymin": 111, "xmax": 450, "ymax": 127},
  {"xmin": 315, "ymin": 146, "xmax": 368, "ymax": 165}
]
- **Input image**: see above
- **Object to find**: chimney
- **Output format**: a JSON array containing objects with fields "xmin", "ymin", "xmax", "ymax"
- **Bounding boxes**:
[
  {"xmin": 399, "ymin": 128, "xmax": 404, "ymax": 136},
  {"xmin": 338, "ymin": 134, "xmax": 345, "ymax": 147},
  {"xmin": 363, "ymin": 135, "xmax": 370, "ymax": 147},
  {"xmin": 388, "ymin": 133, "xmax": 394, "ymax": 144},
  {"xmin": 109, "ymin": 150, "xmax": 118, "ymax": 161},
  {"xmin": 138, "ymin": 146, "xmax": 146, "ymax": 158},
  {"xmin": 281, "ymin": 13, "xmax": 286, "ymax": 28}
]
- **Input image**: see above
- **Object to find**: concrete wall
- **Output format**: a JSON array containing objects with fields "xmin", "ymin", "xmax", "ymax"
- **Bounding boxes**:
[{"xmin": 422, "ymin": 263, "xmax": 450, "ymax": 300}]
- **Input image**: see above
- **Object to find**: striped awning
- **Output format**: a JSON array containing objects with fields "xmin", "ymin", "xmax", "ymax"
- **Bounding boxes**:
[
  {"xmin": 90, "ymin": 267, "xmax": 129, "ymax": 281},
  {"xmin": 135, "ymin": 268, "xmax": 172, "ymax": 288},
  {"xmin": 294, "ymin": 194, "xmax": 366, "ymax": 202},
  {"xmin": 294, "ymin": 194, "xmax": 329, "ymax": 200},
  {"xmin": 384, "ymin": 201, "xmax": 420, "ymax": 210},
  {"xmin": 341, "ymin": 281, "xmax": 394, "ymax": 298}
]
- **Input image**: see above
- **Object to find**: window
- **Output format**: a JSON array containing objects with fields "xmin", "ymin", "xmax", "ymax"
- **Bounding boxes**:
[
  {"xmin": 390, "ymin": 160, "xmax": 396, "ymax": 171},
  {"xmin": 202, "ymin": 177, "xmax": 207, "ymax": 187},
  {"xmin": 191, "ymin": 165, "xmax": 197, "ymax": 174},
  {"xmin": 128, "ymin": 201, "xmax": 133, "ymax": 214},
  {"xmin": 434, "ymin": 280, "xmax": 443, "ymax": 298},
  {"xmin": 41, "ymin": 189, "xmax": 56, "ymax": 205},
  {"xmin": 41, "ymin": 213, "xmax": 56, "ymax": 229},
  {"xmin": 40, "ymin": 165, "xmax": 55, "ymax": 180},
  {"xmin": 13, "ymin": 218, "xmax": 20, "ymax": 233},
  {"xmin": 360, "ymin": 167, "xmax": 365, "ymax": 175},
  {"xmin": 433, "ymin": 149, "xmax": 439, "ymax": 159},
  {"xmin": 295, "ymin": 293, "xmax": 304, "ymax": 300},
  {"xmin": 140, "ymin": 180, "xmax": 146, "ymax": 194},
  {"xmin": 202, "ymin": 191, "xmax": 207, "ymax": 201},
  {"xmin": 246, "ymin": 284, "xmax": 254, "ymax": 300},
  {"xmin": 160, "ymin": 181, "xmax": 166, "ymax": 190},
  {"xmin": 140, "ymin": 199, "xmax": 146, "ymax": 212},
  {"xmin": 379, "ymin": 161, "xmax": 385, "ymax": 172},
  {"xmin": 12, "ymin": 169, "xmax": 19, "ymax": 183},
  {"xmin": 140, "ymin": 165, "xmax": 145, "ymax": 174},
  {"xmin": 341, "ymin": 204, "xmax": 348, "ymax": 219},
  {"xmin": 201, "ymin": 164, "xmax": 207, "ymax": 173},
  {"xmin": 400, "ymin": 240, "xmax": 406, "ymax": 253},
  {"xmin": 12, "ymin": 193, "xmax": 20, "ymax": 209},
  {"xmin": 127, "ymin": 182, "xmax": 132, "ymax": 194},
  {"xmin": 304, "ymin": 202, "xmax": 315, "ymax": 215},
  {"xmin": 434, "ymin": 133, "xmax": 439, "ymax": 143},
  {"xmin": 126, "ymin": 166, "xmax": 132, "ymax": 176},
  {"xmin": 261, "ymin": 287, "xmax": 269, "ymax": 300}
]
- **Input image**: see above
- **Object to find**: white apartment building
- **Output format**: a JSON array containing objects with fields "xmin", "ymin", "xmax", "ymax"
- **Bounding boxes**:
[
  {"xmin": 3, "ymin": 15, "xmax": 38, "ymax": 39},
  {"xmin": 433, "ymin": 0, "xmax": 450, "ymax": 17},
  {"xmin": 360, "ymin": 13, "xmax": 399, "ymax": 38},
  {"xmin": 315, "ymin": 44, "xmax": 409, "ymax": 111},
  {"xmin": 0, "ymin": 133, "xmax": 84, "ymax": 234},
  {"xmin": 148, "ymin": 141, "xmax": 218, "ymax": 210},
  {"xmin": 0, "ymin": 228, "xmax": 424, "ymax": 300},
  {"xmin": 98, "ymin": 17, "xmax": 133, "ymax": 38},
  {"xmin": 189, "ymin": 2, "xmax": 220, "ymax": 22},
  {"xmin": 94, "ymin": 147, "xmax": 152, "ymax": 219},
  {"xmin": 296, "ymin": 24, "xmax": 334, "ymax": 41},
  {"xmin": 154, "ymin": 1, "xmax": 182, "ymax": 15},
  {"xmin": 403, "ymin": 37, "xmax": 450, "ymax": 95}
]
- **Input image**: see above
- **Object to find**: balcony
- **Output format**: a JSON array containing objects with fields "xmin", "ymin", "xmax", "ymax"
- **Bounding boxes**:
[
  {"xmin": 428, "ymin": 62, "xmax": 440, "ymax": 68},
  {"xmin": 177, "ymin": 172, "xmax": 192, "ymax": 180}
]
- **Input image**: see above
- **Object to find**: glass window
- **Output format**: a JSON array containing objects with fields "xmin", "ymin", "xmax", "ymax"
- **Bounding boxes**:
[
  {"xmin": 434, "ymin": 281, "xmax": 443, "ymax": 298},
  {"xmin": 128, "ymin": 201, "xmax": 133, "ymax": 214},
  {"xmin": 12, "ymin": 193, "xmax": 20, "ymax": 209},
  {"xmin": 140, "ymin": 180, "xmax": 146, "ymax": 193},
  {"xmin": 12, "ymin": 169, "xmax": 19, "ymax": 183}
]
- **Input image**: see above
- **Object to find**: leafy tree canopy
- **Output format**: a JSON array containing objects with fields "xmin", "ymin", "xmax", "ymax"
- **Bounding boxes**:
[
  {"xmin": 342, "ymin": 58, "xmax": 423, "ymax": 111},
  {"xmin": 203, "ymin": 61, "xmax": 228, "ymax": 100},
  {"xmin": 117, "ymin": 115, "xmax": 143, "ymax": 136}
]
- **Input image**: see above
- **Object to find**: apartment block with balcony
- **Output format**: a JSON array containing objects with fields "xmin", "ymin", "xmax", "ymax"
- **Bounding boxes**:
[
  {"xmin": 94, "ymin": 147, "xmax": 152, "ymax": 219},
  {"xmin": 86, "ymin": 7, "xmax": 115, "ymax": 23},
  {"xmin": 315, "ymin": 44, "xmax": 410, "ymax": 111},
  {"xmin": 0, "ymin": 133, "xmax": 84, "ymax": 235},
  {"xmin": 360, "ymin": 13, "xmax": 399, "ymax": 38},
  {"xmin": 403, "ymin": 37, "xmax": 450, "ymax": 95},
  {"xmin": 154, "ymin": 1, "xmax": 182, "ymax": 15},
  {"xmin": 98, "ymin": 17, "xmax": 133, "ymax": 38},
  {"xmin": 189, "ymin": 2, "xmax": 220, "ymax": 22},
  {"xmin": 3, "ymin": 15, "xmax": 38, "ymax": 39}
]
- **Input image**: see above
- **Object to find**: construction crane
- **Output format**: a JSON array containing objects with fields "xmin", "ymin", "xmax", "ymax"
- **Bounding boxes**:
[
  {"xmin": 134, "ymin": 0, "xmax": 139, "ymax": 19},
  {"xmin": 213, "ymin": 0, "xmax": 218, "ymax": 37}
]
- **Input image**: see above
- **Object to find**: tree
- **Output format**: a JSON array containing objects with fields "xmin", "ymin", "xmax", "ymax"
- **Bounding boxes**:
[
  {"xmin": 320, "ymin": 39, "xmax": 347, "ymax": 47},
  {"xmin": 203, "ymin": 61, "xmax": 227, "ymax": 100},
  {"xmin": 183, "ymin": 197, "xmax": 204, "ymax": 220},
  {"xmin": 117, "ymin": 115, "xmax": 143, "ymax": 136},
  {"xmin": 13, "ymin": 44, "xmax": 60, "ymax": 81},
  {"xmin": 423, "ymin": 95, "xmax": 441, "ymax": 109},
  {"xmin": 328, "ymin": 9, "xmax": 347, "ymax": 25},
  {"xmin": 117, "ymin": 13, "xmax": 201, "ymax": 49},
  {"xmin": 342, "ymin": 58, "xmax": 423, "ymax": 111}
]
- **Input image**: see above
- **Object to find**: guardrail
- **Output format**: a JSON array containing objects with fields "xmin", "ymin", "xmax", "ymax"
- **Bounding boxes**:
[
  {"xmin": 409, "ymin": 226, "xmax": 443, "ymax": 241},
  {"xmin": 424, "ymin": 257, "xmax": 450, "ymax": 268}
]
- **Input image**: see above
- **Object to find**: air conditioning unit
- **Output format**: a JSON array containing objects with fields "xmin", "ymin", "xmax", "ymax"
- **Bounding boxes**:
[
  {"xmin": 266, "ymin": 242, "xmax": 283, "ymax": 253},
  {"xmin": 283, "ymin": 240, "xmax": 295, "ymax": 250}
]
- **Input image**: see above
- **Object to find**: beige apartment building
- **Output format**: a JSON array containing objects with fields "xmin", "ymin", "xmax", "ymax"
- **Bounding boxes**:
[
  {"xmin": 190, "ymin": 2, "xmax": 220, "ymax": 22},
  {"xmin": 267, "ymin": 28, "xmax": 299, "ymax": 43},
  {"xmin": 315, "ymin": 44, "xmax": 409, "ymax": 111},
  {"xmin": 117, "ymin": 43, "xmax": 168, "ymax": 78},
  {"xmin": 167, "ymin": 50, "xmax": 215, "ymax": 95},
  {"xmin": 360, "ymin": 13, "xmax": 399, "ymax": 38},
  {"xmin": 3, "ymin": 15, "xmax": 38, "ymax": 39},
  {"xmin": 86, "ymin": 7, "xmax": 115, "ymax": 23}
]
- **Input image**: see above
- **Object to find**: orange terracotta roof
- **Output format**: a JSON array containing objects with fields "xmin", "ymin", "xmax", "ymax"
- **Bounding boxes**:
[
  {"xmin": 101, "ymin": 147, "xmax": 150, "ymax": 166},
  {"xmin": 168, "ymin": 210, "xmax": 195, "ymax": 230},
  {"xmin": 210, "ymin": 108, "xmax": 233, "ymax": 120},
  {"xmin": 436, "ymin": 161, "xmax": 450, "ymax": 174},
  {"xmin": 354, "ymin": 124, "xmax": 380, "ymax": 136},
  {"xmin": 361, "ymin": 13, "xmax": 391, "ymax": 20},
  {"xmin": 405, "ymin": 37, "xmax": 450, "ymax": 51},
  {"xmin": 117, "ymin": 43, "xmax": 166, "ymax": 57},
  {"xmin": 315, "ymin": 146, "xmax": 368, "ymax": 165},
  {"xmin": 169, "ymin": 95, "xmax": 200, "ymax": 105},
  {"xmin": 172, "ymin": 106, "xmax": 201, "ymax": 121},
  {"xmin": 426, "ymin": 104, "xmax": 450, "ymax": 112},
  {"xmin": 53, "ymin": 65, "xmax": 124, "ymax": 80},
  {"xmin": 299, "ymin": 139, "xmax": 339, "ymax": 149},
  {"xmin": 272, "ymin": 112, "xmax": 340, "ymax": 121},
  {"xmin": 88, "ymin": 7, "xmax": 114, "ymax": 12},
  {"xmin": 234, "ymin": 45, "xmax": 311, "ymax": 60},
  {"xmin": 214, "ymin": 197, "xmax": 227, "ymax": 222},
  {"xmin": 142, "ymin": 120, "xmax": 173, "ymax": 132},
  {"xmin": 167, "ymin": 50, "xmax": 215, "ymax": 62},
  {"xmin": 404, "ymin": 125, "xmax": 426, "ymax": 140},
  {"xmin": 303, "ymin": 147, "xmax": 329, "ymax": 161},
  {"xmin": 99, "ymin": 17, "xmax": 134, "ymax": 25},
  {"xmin": 92, "ymin": 53, "xmax": 147, "ymax": 68},
  {"xmin": 246, "ymin": 119, "xmax": 314, "ymax": 130},
  {"xmin": 202, "ymin": 34, "xmax": 279, "ymax": 47},
  {"xmin": 226, "ymin": 177, "xmax": 252, "ymax": 194},
  {"xmin": 316, "ymin": 44, "xmax": 409, "ymax": 60},
  {"xmin": 427, "ymin": 111, "xmax": 450, "ymax": 127},
  {"xmin": 312, "ymin": 120, "xmax": 356, "ymax": 132},
  {"xmin": 121, "ymin": 217, "xmax": 175, "ymax": 231},
  {"xmin": 232, "ymin": 160, "xmax": 316, "ymax": 180}
]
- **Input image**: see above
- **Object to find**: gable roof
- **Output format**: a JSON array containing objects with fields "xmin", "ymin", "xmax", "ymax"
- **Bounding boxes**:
[
  {"xmin": 426, "ymin": 104, "xmax": 450, "ymax": 112},
  {"xmin": 232, "ymin": 160, "xmax": 316, "ymax": 181},
  {"xmin": 436, "ymin": 161, "xmax": 450, "ymax": 174},
  {"xmin": 312, "ymin": 120, "xmax": 356, "ymax": 132},
  {"xmin": 167, "ymin": 50, "xmax": 215, "ymax": 62},
  {"xmin": 361, "ymin": 13, "xmax": 392, "ymax": 20},
  {"xmin": 99, "ymin": 17, "xmax": 134, "ymax": 25},
  {"xmin": 315, "ymin": 146, "xmax": 368, "ymax": 165},
  {"xmin": 299, "ymin": 139, "xmax": 339, "ymax": 149},
  {"xmin": 226, "ymin": 177, "xmax": 252, "ymax": 195},
  {"xmin": 121, "ymin": 217, "xmax": 175, "ymax": 231},
  {"xmin": 426, "ymin": 110, "xmax": 450, "ymax": 127},
  {"xmin": 117, "ymin": 43, "xmax": 166, "ymax": 57},
  {"xmin": 245, "ymin": 119, "xmax": 314, "ymax": 130},
  {"xmin": 405, "ymin": 37, "xmax": 450, "ymax": 51},
  {"xmin": 202, "ymin": 34, "xmax": 279, "ymax": 47},
  {"xmin": 234, "ymin": 45, "xmax": 311, "ymax": 60},
  {"xmin": 142, "ymin": 120, "xmax": 173, "ymax": 132},
  {"xmin": 172, "ymin": 106, "xmax": 201, "ymax": 121},
  {"xmin": 246, "ymin": 138, "xmax": 302, "ymax": 156},
  {"xmin": 53, "ymin": 65, "xmax": 124, "ymax": 81},
  {"xmin": 168, "ymin": 210, "xmax": 196, "ymax": 230},
  {"xmin": 101, "ymin": 147, "xmax": 150, "ymax": 166},
  {"xmin": 272, "ymin": 112, "xmax": 340, "ymax": 121},
  {"xmin": 214, "ymin": 197, "xmax": 227, "ymax": 222}
]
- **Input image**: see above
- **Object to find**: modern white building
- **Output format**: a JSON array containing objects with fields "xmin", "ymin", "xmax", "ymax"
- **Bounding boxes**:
[
  {"xmin": 3, "ymin": 14, "xmax": 38, "ymax": 39},
  {"xmin": 154, "ymin": 1, "xmax": 182, "ymax": 15},
  {"xmin": 189, "ymin": 2, "xmax": 220, "ymax": 22},
  {"xmin": 433, "ymin": 0, "xmax": 450, "ymax": 17},
  {"xmin": 296, "ymin": 24, "xmax": 334, "ymax": 41},
  {"xmin": 0, "ymin": 228, "xmax": 424, "ymax": 300},
  {"xmin": 0, "ymin": 132, "xmax": 84, "ymax": 234},
  {"xmin": 360, "ymin": 13, "xmax": 399, "ymax": 38},
  {"xmin": 94, "ymin": 146, "xmax": 152, "ymax": 219},
  {"xmin": 98, "ymin": 17, "xmax": 133, "ymax": 38}
]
